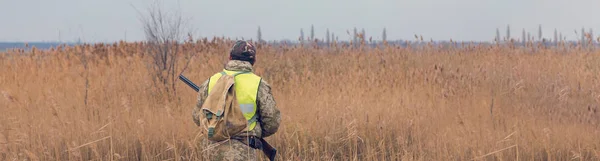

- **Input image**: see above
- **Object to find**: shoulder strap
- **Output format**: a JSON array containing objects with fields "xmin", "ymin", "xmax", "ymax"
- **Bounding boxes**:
[
  {"xmin": 220, "ymin": 71, "xmax": 251, "ymax": 77},
  {"xmin": 233, "ymin": 71, "xmax": 250, "ymax": 76}
]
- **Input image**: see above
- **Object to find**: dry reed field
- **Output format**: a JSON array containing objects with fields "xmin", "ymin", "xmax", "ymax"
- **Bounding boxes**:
[{"xmin": 1, "ymin": 39, "xmax": 600, "ymax": 160}]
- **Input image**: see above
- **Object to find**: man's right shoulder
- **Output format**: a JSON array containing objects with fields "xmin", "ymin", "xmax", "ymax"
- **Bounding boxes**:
[{"xmin": 196, "ymin": 79, "xmax": 210, "ymax": 98}]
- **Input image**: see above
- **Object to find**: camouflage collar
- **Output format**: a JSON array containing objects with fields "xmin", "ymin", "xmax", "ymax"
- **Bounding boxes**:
[{"xmin": 224, "ymin": 60, "xmax": 253, "ymax": 72}]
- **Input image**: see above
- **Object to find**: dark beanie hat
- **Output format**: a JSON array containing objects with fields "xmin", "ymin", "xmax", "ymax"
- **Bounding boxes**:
[{"xmin": 229, "ymin": 40, "xmax": 256, "ymax": 65}]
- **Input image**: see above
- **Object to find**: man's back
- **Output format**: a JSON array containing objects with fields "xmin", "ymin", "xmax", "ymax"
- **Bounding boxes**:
[{"xmin": 193, "ymin": 58, "xmax": 281, "ymax": 160}]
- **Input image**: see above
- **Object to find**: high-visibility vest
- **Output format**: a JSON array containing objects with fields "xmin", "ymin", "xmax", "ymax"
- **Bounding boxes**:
[{"xmin": 207, "ymin": 70, "xmax": 261, "ymax": 131}]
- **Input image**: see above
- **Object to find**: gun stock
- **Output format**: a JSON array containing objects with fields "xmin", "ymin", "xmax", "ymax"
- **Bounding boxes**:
[{"xmin": 260, "ymin": 138, "xmax": 277, "ymax": 161}]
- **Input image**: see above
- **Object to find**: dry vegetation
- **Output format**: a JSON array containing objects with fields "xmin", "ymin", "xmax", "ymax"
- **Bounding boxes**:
[{"xmin": 1, "ymin": 39, "xmax": 600, "ymax": 161}]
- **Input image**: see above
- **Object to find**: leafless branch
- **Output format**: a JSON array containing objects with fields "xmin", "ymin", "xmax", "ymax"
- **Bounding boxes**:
[{"xmin": 136, "ymin": 0, "xmax": 193, "ymax": 100}]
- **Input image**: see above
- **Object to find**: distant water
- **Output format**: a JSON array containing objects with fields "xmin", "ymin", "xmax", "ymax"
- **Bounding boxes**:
[{"xmin": 0, "ymin": 42, "xmax": 75, "ymax": 51}]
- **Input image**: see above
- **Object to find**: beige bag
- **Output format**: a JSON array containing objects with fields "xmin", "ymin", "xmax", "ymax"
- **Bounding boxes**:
[{"xmin": 200, "ymin": 72, "xmax": 249, "ymax": 141}]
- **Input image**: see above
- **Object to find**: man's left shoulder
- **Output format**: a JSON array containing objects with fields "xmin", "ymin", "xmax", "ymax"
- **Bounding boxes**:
[
  {"xmin": 257, "ymin": 78, "xmax": 273, "ymax": 91},
  {"xmin": 259, "ymin": 78, "xmax": 270, "ymax": 86}
]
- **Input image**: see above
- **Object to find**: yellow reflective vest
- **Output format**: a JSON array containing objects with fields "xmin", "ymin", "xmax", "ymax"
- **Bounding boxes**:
[{"xmin": 207, "ymin": 70, "xmax": 261, "ymax": 131}]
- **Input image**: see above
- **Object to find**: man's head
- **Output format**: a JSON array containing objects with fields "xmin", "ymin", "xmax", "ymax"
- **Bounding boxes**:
[{"xmin": 229, "ymin": 40, "xmax": 256, "ymax": 65}]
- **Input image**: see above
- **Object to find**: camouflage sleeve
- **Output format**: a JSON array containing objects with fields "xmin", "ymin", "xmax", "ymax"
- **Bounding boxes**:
[
  {"xmin": 192, "ymin": 79, "xmax": 210, "ymax": 126},
  {"xmin": 257, "ymin": 80, "xmax": 281, "ymax": 138}
]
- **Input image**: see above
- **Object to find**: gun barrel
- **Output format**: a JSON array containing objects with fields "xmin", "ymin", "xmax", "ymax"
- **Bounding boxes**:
[{"xmin": 179, "ymin": 75, "xmax": 200, "ymax": 92}]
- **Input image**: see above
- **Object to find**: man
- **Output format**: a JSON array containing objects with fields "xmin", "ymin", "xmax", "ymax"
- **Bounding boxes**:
[{"xmin": 192, "ymin": 40, "xmax": 281, "ymax": 160}]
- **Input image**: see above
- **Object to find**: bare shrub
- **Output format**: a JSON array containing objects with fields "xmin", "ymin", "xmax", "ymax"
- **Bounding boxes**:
[{"xmin": 137, "ymin": 1, "xmax": 193, "ymax": 99}]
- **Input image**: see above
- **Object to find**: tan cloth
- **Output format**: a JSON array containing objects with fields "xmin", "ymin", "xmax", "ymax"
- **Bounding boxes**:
[{"xmin": 199, "ymin": 73, "xmax": 248, "ymax": 141}]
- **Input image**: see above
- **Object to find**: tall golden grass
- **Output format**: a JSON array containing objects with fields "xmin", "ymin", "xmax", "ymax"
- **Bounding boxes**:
[{"xmin": 1, "ymin": 39, "xmax": 599, "ymax": 160}]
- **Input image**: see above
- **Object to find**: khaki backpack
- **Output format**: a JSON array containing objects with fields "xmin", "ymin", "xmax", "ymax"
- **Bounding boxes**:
[{"xmin": 200, "ymin": 72, "xmax": 250, "ymax": 141}]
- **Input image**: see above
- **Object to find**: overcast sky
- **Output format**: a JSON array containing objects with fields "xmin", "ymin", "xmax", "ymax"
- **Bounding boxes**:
[{"xmin": 1, "ymin": 0, "xmax": 599, "ymax": 42}]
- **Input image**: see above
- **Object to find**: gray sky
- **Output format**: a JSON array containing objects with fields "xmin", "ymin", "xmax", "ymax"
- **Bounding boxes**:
[{"xmin": 1, "ymin": 0, "xmax": 599, "ymax": 42}]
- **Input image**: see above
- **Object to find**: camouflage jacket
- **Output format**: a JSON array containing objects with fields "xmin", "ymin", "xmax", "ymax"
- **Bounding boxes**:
[{"xmin": 193, "ymin": 60, "xmax": 281, "ymax": 138}]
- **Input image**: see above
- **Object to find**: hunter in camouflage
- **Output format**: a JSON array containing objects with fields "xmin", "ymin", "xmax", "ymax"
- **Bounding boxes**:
[{"xmin": 193, "ymin": 41, "xmax": 281, "ymax": 160}]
